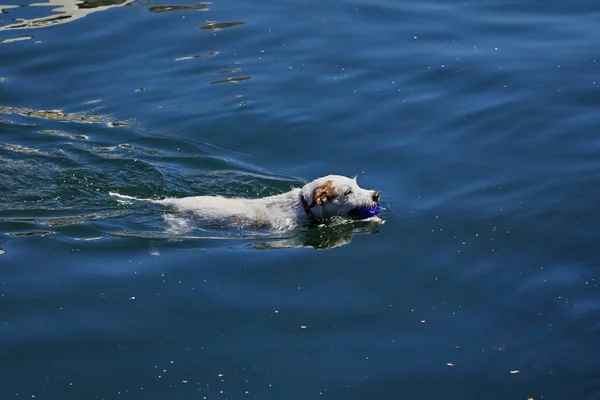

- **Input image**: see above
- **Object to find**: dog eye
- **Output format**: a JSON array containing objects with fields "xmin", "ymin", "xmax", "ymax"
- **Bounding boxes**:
[{"xmin": 344, "ymin": 189, "xmax": 353, "ymax": 196}]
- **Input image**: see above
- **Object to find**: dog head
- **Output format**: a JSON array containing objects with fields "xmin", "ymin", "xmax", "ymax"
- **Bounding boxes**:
[{"xmin": 299, "ymin": 175, "xmax": 380, "ymax": 220}]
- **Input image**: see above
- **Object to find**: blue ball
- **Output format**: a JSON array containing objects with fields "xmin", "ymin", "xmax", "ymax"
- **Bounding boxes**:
[{"xmin": 350, "ymin": 204, "xmax": 381, "ymax": 220}]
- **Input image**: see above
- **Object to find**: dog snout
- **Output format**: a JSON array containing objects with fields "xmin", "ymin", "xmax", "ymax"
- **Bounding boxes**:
[{"xmin": 372, "ymin": 191, "xmax": 379, "ymax": 202}]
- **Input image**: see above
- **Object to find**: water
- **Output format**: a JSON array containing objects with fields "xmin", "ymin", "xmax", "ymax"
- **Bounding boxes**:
[{"xmin": 1, "ymin": 0, "xmax": 600, "ymax": 398}]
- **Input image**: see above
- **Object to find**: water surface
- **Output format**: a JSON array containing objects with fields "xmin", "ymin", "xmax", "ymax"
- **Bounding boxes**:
[{"xmin": 1, "ymin": 0, "xmax": 600, "ymax": 398}]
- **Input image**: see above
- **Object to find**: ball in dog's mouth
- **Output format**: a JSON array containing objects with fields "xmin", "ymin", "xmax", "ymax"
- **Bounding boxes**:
[{"xmin": 348, "ymin": 204, "xmax": 381, "ymax": 220}]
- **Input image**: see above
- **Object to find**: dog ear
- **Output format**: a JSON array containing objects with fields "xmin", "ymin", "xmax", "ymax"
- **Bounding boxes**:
[{"xmin": 310, "ymin": 180, "xmax": 338, "ymax": 207}]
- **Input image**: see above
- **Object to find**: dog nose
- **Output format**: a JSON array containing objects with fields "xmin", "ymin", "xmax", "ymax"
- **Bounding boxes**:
[{"xmin": 372, "ymin": 191, "xmax": 379, "ymax": 202}]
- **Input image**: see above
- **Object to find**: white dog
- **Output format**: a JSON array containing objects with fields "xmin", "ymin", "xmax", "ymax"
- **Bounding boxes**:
[{"xmin": 110, "ymin": 174, "xmax": 380, "ymax": 231}]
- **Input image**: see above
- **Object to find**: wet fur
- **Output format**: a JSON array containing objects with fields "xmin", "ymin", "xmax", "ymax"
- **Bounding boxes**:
[{"xmin": 110, "ymin": 175, "xmax": 380, "ymax": 231}]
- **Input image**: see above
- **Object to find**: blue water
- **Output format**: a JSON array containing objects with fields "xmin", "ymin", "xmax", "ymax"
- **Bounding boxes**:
[{"xmin": 2, "ymin": 0, "xmax": 600, "ymax": 398}]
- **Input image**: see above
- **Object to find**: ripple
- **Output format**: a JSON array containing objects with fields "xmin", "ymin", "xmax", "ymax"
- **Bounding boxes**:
[
  {"xmin": 72, "ymin": 236, "xmax": 104, "ymax": 241},
  {"xmin": 38, "ymin": 129, "xmax": 89, "ymax": 141},
  {"xmin": 148, "ymin": 2, "xmax": 210, "ymax": 13},
  {"xmin": 109, "ymin": 219, "xmax": 380, "ymax": 250},
  {"xmin": 0, "ymin": 5, "xmax": 18, "ymax": 12},
  {"xmin": 210, "ymin": 76, "xmax": 251, "ymax": 85},
  {"xmin": 0, "ymin": 36, "xmax": 32, "ymax": 44},
  {"xmin": 219, "ymin": 68, "xmax": 241, "ymax": 74},
  {"xmin": 0, "ymin": 106, "xmax": 128, "ymax": 126},
  {"xmin": 117, "ymin": 143, "xmax": 161, "ymax": 155},
  {"xmin": 174, "ymin": 51, "xmax": 219, "ymax": 61},
  {"xmin": 1, "ymin": 210, "xmax": 129, "ymax": 227},
  {"xmin": 90, "ymin": 146, "xmax": 117, "ymax": 153},
  {"xmin": 7, "ymin": 230, "xmax": 54, "ymax": 237},
  {"xmin": 1, "ymin": 143, "xmax": 52, "ymax": 156},
  {"xmin": 200, "ymin": 21, "xmax": 245, "ymax": 31}
]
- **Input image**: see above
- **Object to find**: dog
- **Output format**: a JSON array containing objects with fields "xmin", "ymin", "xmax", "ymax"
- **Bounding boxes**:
[{"xmin": 110, "ymin": 174, "xmax": 381, "ymax": 231}]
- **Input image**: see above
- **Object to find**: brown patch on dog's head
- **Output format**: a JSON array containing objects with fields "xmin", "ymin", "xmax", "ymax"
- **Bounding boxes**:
[{"xmin": 310, "ymin": 180, "xmax": 339, "ymax": 207}]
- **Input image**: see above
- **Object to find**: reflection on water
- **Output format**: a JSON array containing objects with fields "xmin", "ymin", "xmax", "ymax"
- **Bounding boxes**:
[
  {"xmin": 0, "ymin": 0, "xmax": 210, "ymax": 31},
  {"xmin": 253, "ymin": 220, "xmax": 382, "ymax": 250},
  {"xmin": 0, "ymin": 5, "xmax": 18, "ymax": 12},
  {"xmin": 0, "ymin": 35, "xmax": 32, "ymax": 43},
  {"xmin": 0, "ymin": 0, "xmax": 135, "ymax": 30},
  {"xmin": 110, "ymin": 219, "xmax": 382, "ymax": 251},
  {"xmin": 0, "ymin": 0, "xmax": 252, "ymax": 92}
]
